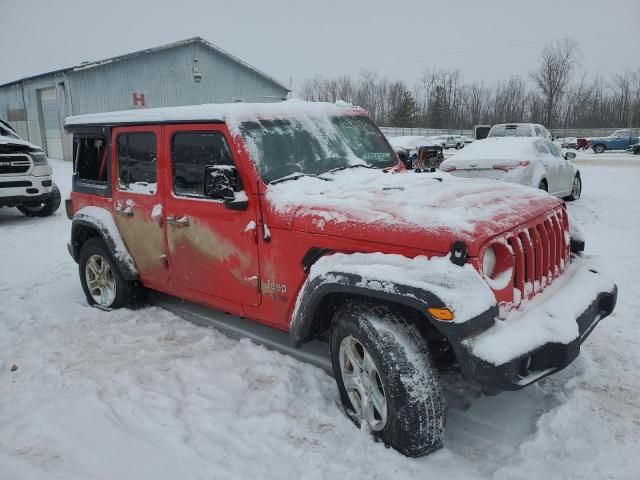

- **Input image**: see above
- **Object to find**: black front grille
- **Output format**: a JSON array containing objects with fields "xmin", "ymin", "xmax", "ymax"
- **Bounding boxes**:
[
  {"xmin": 0, "ymin": 181, "xmax": 32, "ymax": 188},
  {"xmin": 0, "ymin": 154, "xmax": 31, "ymax": 174}
]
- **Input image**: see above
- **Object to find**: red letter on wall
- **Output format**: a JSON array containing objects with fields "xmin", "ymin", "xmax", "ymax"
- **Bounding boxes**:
[{"xmin": 132, "ymin": 93, "xmax": 146, "ymax": 107}]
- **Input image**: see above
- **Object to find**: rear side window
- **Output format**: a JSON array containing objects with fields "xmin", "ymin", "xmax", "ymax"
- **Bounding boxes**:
[
  {"xmin": 172, "ymin": 131, "xmax": 235, "ymax": 198},
  {"xmin": 117, "ymin": 133, "xmax": 157, "ymax": 194},
  {"xmin": 74, "ymin": 136, "xmax": 108, "ymax": 184}
]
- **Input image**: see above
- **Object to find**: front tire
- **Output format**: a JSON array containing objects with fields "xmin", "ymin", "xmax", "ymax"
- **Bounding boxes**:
[
  {"xmin": 17, "ymin": 184, "xmax": 61, "ymax": 217},
  {"xmin": 565, "ymin": 174, "xmax": 582, "ymax": 201},
  {"xmin": 330, "ymin": 300, "xmax": 445, "ymax": 457},
  {"xmin": 78, "ymin": 237, "xmax": 140, "ymax": 309},
  {"xmin": 593, "ymin": 144, "xmax": 605, "ymax": 154},
  {"xmin": 538, "ymin": 179, "xmax": 548, "ymax": 192}
]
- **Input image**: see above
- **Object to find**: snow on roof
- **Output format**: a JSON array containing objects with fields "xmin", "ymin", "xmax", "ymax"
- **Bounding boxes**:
[
  {"xmin": 445, "ymin": 137, "xmax": 541, "ymax": 162},
  {"xmin": 65, "ymin": 100, "xmax": 362, "ymax": 133}
]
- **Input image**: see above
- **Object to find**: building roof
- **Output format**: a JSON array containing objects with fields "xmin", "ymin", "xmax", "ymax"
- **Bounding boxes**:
[{"xmin": 0, "ymin": 37, "xmax": 290, "ymax": 92}]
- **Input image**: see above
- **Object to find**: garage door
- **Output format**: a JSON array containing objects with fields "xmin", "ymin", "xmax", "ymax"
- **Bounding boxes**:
[{"xmin": 39, "ymin": 87, "xmax": 64, "ymax": 159}]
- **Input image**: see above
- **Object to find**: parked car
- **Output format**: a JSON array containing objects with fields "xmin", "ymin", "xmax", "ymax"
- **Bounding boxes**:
[
  {"xmin": 64, "ymin": 101, "xmax": 616, "ymax": 457},
  {"xmin": 487, "ymin": 123, "xmax": 552, "ymax": 140},
  {"xmin": 0, "ymin": 119, "xmax": 61, "ymax": 216},
  {"xmin": 431, "ymin": 135, "xmax": 465, "ymax": 149},
  {"xmin": 589, "ymin": 129, "xmax": 639, "ymax": 153},
  {"xmin": 440, "ymin": 137, "xmax": 582, "ymax": 200}
]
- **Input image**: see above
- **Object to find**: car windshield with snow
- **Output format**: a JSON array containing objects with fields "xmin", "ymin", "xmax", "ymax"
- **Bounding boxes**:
[
  {"xmin": 240, "ymin": 115, "xmax": 396, "ymax": 184},
  {"xmin": 63, "ymin": 100, "xmax": 617, "ymax": 458}
]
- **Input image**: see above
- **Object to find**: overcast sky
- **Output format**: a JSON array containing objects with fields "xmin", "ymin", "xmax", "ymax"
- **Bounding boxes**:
[{"xmin": 1, "ymin": 0, "xmax": 638, "ymax": 93}]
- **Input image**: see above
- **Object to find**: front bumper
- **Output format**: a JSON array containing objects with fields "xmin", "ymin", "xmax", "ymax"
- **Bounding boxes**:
[
  {"xmin": 451, "ymin": 259, "xmax": 617, "ymax": 392},
  {"xmin": 0, "ymin": 168, "xmax": 53, "ymax": 207}
]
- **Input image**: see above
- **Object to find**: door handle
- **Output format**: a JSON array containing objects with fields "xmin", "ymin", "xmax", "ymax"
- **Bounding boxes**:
[
  {"xmin": 115, "ymin": 205, "xmax": 134, "ymax": 217},
  {"xmin": 166, "ymin": 215, "xmax": 190, "ymax": 227}
]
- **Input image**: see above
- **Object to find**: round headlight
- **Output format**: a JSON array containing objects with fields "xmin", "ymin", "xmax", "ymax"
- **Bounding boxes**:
[{"xmin": 482, "ymin": 246, "xmax": 497, "ymax": 278}]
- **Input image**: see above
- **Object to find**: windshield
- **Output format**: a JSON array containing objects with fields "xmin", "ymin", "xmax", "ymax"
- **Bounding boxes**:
[{"xmin": 239, "ymin": 115, "xmax": 397, "ymax": 183}]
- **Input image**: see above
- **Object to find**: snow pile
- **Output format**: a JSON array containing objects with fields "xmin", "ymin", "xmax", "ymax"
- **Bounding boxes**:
[
  {"xmin": 466, "ymin": 258, "xmax": 615, "ymax": 365},
  {"xmin": 304, "ymin": 252, "xmax": 495, "ymax": 323}
]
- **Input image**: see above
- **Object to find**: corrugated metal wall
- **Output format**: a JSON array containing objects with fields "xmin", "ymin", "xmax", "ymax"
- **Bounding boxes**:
[
  {"xmin": 69, "ymin": 43, "xmax": 287, "ymax": 115},
  {"xmin": 0, "ymin": 41, "xmax": 289, "ymax": 160}
]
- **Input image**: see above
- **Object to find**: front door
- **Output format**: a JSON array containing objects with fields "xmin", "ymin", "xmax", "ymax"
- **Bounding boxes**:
[
  {"xmin": 112, "ymin": 126, "xmax": 169, "ymax": 288},
  {"xmin": 162, "ymin": 124, "xmax": 261, "ymax": 307}
]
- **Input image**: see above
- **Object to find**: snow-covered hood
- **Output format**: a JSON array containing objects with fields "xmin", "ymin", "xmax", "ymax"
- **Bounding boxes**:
[
  {"xmin": 0, "ymin": 134, "xmax": 42, "ymax": 151},
  {"xmin": 265, "ymin": 169, "xmax": 561, "ymax": 256}
]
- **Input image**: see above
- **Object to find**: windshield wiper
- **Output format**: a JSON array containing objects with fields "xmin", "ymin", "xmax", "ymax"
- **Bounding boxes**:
[
  {"xmin": 269, "ymin": 172, "xmax": 331, "ymax": 185},
  {"xmin": 324, "ymin": 164, "xmax": 377, "ymax": 174}
]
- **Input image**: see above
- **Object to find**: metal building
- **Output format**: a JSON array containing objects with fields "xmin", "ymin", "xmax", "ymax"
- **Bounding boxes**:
[{"xmin": 0, "ymin": 37, "xmax": 290, "ymax": 161}]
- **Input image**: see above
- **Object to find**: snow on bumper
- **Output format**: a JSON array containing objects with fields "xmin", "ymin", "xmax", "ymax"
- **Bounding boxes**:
[{"xmin": 459, "ymin": 257, "xmax": 617, "ymax": 390}]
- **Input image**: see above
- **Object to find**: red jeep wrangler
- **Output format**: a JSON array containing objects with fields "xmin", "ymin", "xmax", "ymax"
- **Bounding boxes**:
[{"xmin": 65, "ymin": 101, "xmax": 617, "ymax": 457}]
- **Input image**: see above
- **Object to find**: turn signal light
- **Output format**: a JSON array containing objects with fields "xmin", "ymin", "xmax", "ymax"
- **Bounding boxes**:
[{"xmin": 427, "ymin": 307, "xmax": 455, "ymax": 321}]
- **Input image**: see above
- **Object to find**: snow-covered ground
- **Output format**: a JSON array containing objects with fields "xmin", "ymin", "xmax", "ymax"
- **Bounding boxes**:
[{"xmin": 1, "ymin": 157, "xmax": 639, "ymax": 479}]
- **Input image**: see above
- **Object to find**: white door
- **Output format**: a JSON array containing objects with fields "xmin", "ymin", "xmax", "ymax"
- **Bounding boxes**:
[{"xmin": 39, "ymin": 87, "xmax": 64, "ymax": 159}]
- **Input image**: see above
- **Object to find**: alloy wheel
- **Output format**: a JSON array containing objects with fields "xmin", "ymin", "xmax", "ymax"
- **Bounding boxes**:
[
  {"xmin": 85, "ymin": 254, "xmax": 117, "ymax": 307},
  {"xmin": 339, "ymin": 335, "xmax": 388, "ymax": 431}
]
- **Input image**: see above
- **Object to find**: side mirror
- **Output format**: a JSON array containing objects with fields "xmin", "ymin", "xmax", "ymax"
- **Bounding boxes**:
[
  {"xmin": 564, "ymin": 151, "xmax": 576, "ymax": 160},
  {"xmin": 204, "ymin": 165, "xmax": 237, "ymax": 201},
  {"xmin": 204, "ymin": 165, "xmax": 248, "ymax": 211}
]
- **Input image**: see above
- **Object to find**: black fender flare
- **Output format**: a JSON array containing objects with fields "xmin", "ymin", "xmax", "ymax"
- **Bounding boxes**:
[
  {"xmin": 70, "ymin": 211, "xmax": 139, "ymax": 280},
  {"xmin": 289, "ymin": 270, "xmax": 496, "ymax": 347}
]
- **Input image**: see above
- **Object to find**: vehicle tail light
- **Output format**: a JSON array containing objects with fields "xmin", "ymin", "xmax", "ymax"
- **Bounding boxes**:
[
  {"xmin": 492, "ymin": 160, "xmax": 530, "ymax": 171},
  {"xmin": 440, "ymin": 164, "xmax": 456, "ymax": 172}
]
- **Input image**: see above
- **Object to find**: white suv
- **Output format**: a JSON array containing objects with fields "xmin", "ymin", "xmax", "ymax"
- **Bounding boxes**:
[
  {"xmin": 487, "ymin": 123, "xmax": 552, "ymax": 141},
  {"xmin": 0, "ymin": 120, "xmax": 60, "ymax": 217}
]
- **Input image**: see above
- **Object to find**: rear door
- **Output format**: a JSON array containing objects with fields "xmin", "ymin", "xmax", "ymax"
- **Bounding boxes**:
[
  {"xmin": 162, "ymin": 124, "xmax": 261, "ymax": 307},
  {"xmin": 112, "ymin": 126, "xmax": 169, "ymax": 288}
]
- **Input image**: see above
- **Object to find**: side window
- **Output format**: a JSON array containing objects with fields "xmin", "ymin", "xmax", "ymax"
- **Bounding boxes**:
[
  {"xmin": 534, "ymin": 126, "xmax": 543, "ymax": 137},
  {"xmin": 534, "ymin": 141, "xmax": 550, "ymax": 156},
  {"xmin": 547, "ymin": 141, "xmax": 562, "ymax": 157},
  {"xmin": 172, "ymin": 131, "xmax": 236, "ymax": 198},
  {"xmin": 74, "ymin": 136, "xmax": 108, "ymax": 184},
  {"xmin": 117, "ymin": 133, "xmax": 157, "ymax": 194}
]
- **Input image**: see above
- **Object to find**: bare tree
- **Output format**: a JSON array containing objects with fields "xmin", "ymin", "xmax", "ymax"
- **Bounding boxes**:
[{"xmin": 530, "ymin": 38, "xmax": 581, "ymax": 128}]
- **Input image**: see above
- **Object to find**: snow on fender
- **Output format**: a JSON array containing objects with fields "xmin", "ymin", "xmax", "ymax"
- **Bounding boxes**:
[
  {"xmin": 72, "ymin": 206, "xmax": 138, "ymax": 277},
  {"xmin": 291, "ymin": 252, "xmax": 496, "ymax": 336}
]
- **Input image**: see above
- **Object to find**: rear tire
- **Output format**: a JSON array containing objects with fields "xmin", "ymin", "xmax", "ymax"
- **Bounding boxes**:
[
  {"xmin": 593, "ymin": 144, "xmax": 605, "ymax": 154},
  {"xmin": 78, "ymin": 237, "xmax": 142, "ymax": 309},
  {"xmin": 330, "ymin": 300, "xmax": 445, "ymax": 457},
  {"xmin": 17, "ymin": 184, "xmax": 61, "ymax": 217}
]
